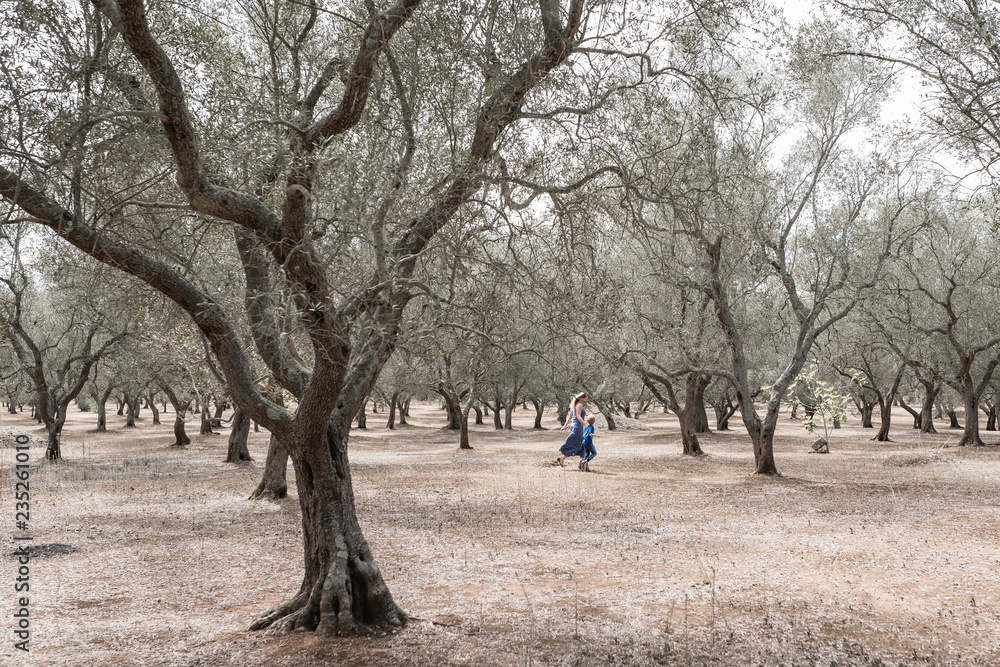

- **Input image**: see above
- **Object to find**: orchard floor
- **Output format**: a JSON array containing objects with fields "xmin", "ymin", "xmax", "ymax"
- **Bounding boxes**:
[{"xmin": 1, "ymin": 404, "xmax": 999, "ymax": 667}]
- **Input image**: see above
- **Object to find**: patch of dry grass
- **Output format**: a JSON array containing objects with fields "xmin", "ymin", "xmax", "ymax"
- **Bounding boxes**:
[{"xmin": 1, "ymin": 404, "xmax": 998, "ymax": 666}]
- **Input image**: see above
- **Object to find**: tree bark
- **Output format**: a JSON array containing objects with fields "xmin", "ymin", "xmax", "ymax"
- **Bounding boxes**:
[
  {"xmin": 491, "ymin": 393, "xmax": 503, "ymax": 430},
  {"xmin": 473, "ymin": 404, "xmax": 483, "ymax": 424},
  {"xmin": 955, "ymin": 362, "xmax": 997, "ymax": 446},
  {"xmin": 556, "ymin": 397, "xmax": 569, "ymax": 426},
  {"xmin": 356, "ymin": 402, "xmax": 368, "ymax": 429},
  {"xmin": 45, "ymin": 428, "xmax": 61, "ymax": 461},
  {"xmin": 200, "ymin": 405, "xmax": 216, "ymax": 434},
  {"xmin": 679, "ymin": 375, "xmax": 705, "ymax": 455},
  {"xmin": 94, "ymin": 386, "xmax": 113, "ymax": 432},
  {"xmin": 711, "ymin": 398, "xmax": 738, "ymax": 431},
  {"xmin": 857, "ymin": 398, "xmax": 874, "ymax": 428},
  {"xmin": 124, "ymin": 394, "xmax": 139, "ymax": 428},
  {"xmin": 148, "ymin": 394, "xmax": 160, "ymax": 425},
  {"xmin": 898, "ymin": 398, "xmax": 921, "ymax": 429},
  {"xmin": 946, "ymin": 409, "xmax": 961, "ymax": 429},
  {"xmin": 984, "ymin": 403, "xmax": 998, "ymax": 431},
  {"xmin": 691, "ymin": 375, "xmax": 710, "ymax": 433},
  {"xmin": 437, "ymin": 388, "xmax": 461, "ymax": 429},
  {"xmin": 459, "ymin": 404, "xmax": 473, "ymax": 450},
  {"xmin": 872, "ymin": 368, "xmax": 904, "ymax": 442},
  {"xmin": 249, "ymin": 433, "xmax": 290, "ymax": 500},
  {"xmin": 160, "ymin": 386, "xmax": 191, "ymax": 446},
  {"xmin": 918, "ymin": 382, "xmax": 940, "ymax": 434},
  {"xmin": 226, "ymin": 409, "xmax": 253, "ymax": 462},
  {"xmin": 385, "ymin": 392, "xmax": 398, "ymax": 429},
  {"xmin": 397, "ymin": 397, "xmax": 408, "ymax": 425},
  {"xmin": 503, "ymin": 384, "xmax": 519, "ymax": 430},
  {"xmin": 173, "ymin": 407, "xmax": 191, "ymax": 446},
  {"xmin": 531, "ymin": 398, "xmax": 544, "ymax": 429},
  {"xmin": 874, "ymin": 403, "xmax": 892, "ymax": 441}
]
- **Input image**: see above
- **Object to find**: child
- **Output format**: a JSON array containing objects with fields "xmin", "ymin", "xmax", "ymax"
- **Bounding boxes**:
[{"xmin": 579, "ymin": 415, "xmax": 597, "ymax": 472}]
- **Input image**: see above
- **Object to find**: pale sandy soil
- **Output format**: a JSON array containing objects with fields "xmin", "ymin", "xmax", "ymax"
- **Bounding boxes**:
[{"xmin": 1, "ymin": 402, "xmax": 998, "ymax": 666}]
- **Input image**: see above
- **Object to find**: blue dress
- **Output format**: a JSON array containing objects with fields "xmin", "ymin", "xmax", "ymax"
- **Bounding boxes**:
[{"xmin": 559, "ymin": 406, "xmax": 586, "ymax": 456}]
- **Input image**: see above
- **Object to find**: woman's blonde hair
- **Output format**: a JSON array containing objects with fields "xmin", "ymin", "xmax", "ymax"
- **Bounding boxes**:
[{"xmin": 570, "ymin": 392, "xmax": 588, "ymax": 411}]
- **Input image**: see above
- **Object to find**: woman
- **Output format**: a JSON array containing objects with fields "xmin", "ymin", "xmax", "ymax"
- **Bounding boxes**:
[{"xmin": 554, "ymin": 392, "xmax": 588, "ymax": 466}]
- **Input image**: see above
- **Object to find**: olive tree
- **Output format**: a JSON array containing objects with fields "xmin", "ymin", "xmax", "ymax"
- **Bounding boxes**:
[{"xmin": 0, "ymin": 0, "xmax": 613, "ymax": 635}]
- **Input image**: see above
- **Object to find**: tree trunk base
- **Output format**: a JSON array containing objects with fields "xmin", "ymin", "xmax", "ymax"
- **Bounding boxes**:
[
  {"xmin": 248, "ymin": 482, "xmax": 407, "ymax": 635},
  {"xmin": 249, "ymin": 573, "xmax": 407, "ymax": 637},
  {"xmin": 45, "ymin": 439, "xmax": 61, "ymax": 461}
]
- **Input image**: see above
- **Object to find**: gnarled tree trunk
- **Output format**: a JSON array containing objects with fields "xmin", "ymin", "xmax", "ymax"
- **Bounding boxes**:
[
  {"xmin": 173, "ymin": 407, "xmax": 191, "ymax": 446},
  {"xmin": 918, "ymin": 381, "xmax": 940, "ymax": 434},
  {"xmin": 124, "ymin": 394, "xmax": 140, "ymax": 428},
  {"xmin": 983, "ymin": 403, "xmax": 998, "ymax": 431},
  {"xmin": 250, "ymin": 433, "xmax": 290, "ymax": 500},
  {"xmin": 45, "ymin": 428, "xmax": 61, "ymax": 461},
  {"xmin": 226, "ymin": 409, "xmax": 253, "ymax": 462},
  {"xmin": 94, "ymin": 386, "xmax": 113, "ymax": 432},
  {"xmin": 711, "ymin": 397, "xmax": 738, "ymax": 431},
  {"xmin": 200, "ymin": 405, "xmax": 215, "ymax": 434},
  {"xmin": 873, "ymin": 367, "xmax": 904, "ymax": 442},
  {"xmin": 436, "ymin": 389, "xmax": 460, "ymax": 430},
  {"xmin": 459, "ymin": 404, "xmax": 473, "ymax": 450},
  {"xmin": 503, "ymin": 384, "xmax": 519, "ymax": 430},
  {"xmin": 691, "ymin": 375, "xmax": 710, "ymax": 433},
  {"xmin": 857, "ymin": 398, "xmax": 874, "ymax": 428},
  {"xmin": 250, "ymin": 424, "xmax": 405, "ymax": 636},
  {"xmin": 386, "ymin": 391, "xmax": 399, "ymax": 430},
  {"xmin": 148, "ymin": 394, "xmax": 160, "ymax": 425},
  {"xmin": 531, "ymin": 398, "xmax": 544, "ymax": 429},
  {"xmin": 555, "ymin": 397, "xmax": 569, "ymax": 426},
  {"xmin": 898, "ymin": 398, "xmax": 921, "ymax": 429},
  {"xmin": 491, "ymin": 394, "xmax": 503, "ymax": 430},
  {"xmin": 160, "ymin": 388, "xmax": 192, "ymax": 447}
]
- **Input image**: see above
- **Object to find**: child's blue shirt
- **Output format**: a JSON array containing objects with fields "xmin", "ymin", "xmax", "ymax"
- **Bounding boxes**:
[{"xmin": 582, "ymin": 424, "xmax": 594, "ymax": 445}]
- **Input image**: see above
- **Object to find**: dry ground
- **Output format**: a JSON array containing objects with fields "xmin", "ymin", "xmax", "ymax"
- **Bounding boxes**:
[{"xmin": 1, "ymin": 402, "xmax": 998, "ymax": 667}]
